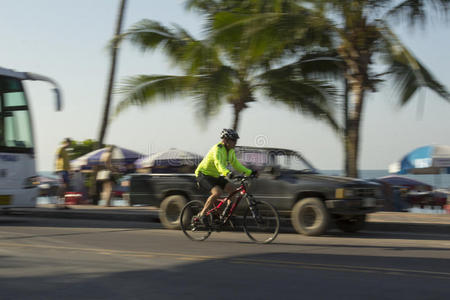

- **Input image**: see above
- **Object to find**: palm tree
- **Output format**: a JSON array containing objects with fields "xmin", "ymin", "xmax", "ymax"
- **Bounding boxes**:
[
  {"xmin": 114, "ymin": 14, "xmax": 339, "ymax": 132},
  {"xmin": 316, "ymin": 0, "xmax": 450, "ymax": 177},
  {"xmin": 98, "ymin": 0, "xmax": 127, "ymax": 148},
  {"xmin": 200, "ymin": 0, "xmax": 450, "ymax": 177}
]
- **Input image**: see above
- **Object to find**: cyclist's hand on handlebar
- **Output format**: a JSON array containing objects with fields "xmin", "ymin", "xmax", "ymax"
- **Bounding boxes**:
[{"xmin": 250, "ymin": 169, "xmax": 259, "ymax": 178}]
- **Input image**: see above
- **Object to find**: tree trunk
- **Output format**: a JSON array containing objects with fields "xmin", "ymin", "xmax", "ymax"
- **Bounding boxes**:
[
  {"xmin": 343, "ymin": 77, "xmax": 349, "ymax": 174},
  {"xmin": 98, "ymin": 0, "xmax": 127, "ymax": 147},
  {"xmin": 345, "ymin": 81, "xmax": 365, "ymax": 178},
  {"xmin": 231, "ymin": 105, "xmax": 241, "ymax": 131}
]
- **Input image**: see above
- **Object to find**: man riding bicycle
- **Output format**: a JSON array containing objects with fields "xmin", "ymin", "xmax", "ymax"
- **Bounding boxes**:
[{"xmin": 195, "ymin": 128, "xmax": 257, "ymax": 224}]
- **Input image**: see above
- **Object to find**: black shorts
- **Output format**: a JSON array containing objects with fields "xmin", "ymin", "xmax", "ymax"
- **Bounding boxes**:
[{"xmin": 197, "ymin": 173, "xmax": 228, "ymax": 191}]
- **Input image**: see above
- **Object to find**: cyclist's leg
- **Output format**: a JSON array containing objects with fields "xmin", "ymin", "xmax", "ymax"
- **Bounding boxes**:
[
  {"xmin": 223, "ymin": 182, "xmax": 236, "ymax": 204},
  {"xmin": 199, "ymin": 186, "xmax": 222, "ymax": 216}
]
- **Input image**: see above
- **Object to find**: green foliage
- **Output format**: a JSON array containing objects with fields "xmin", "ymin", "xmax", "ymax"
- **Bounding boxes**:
[
  {"xmin": 115, "ymin": 4, "xmax": 339, "ymax": 130},
  {"xmin": 69, "ymin": 139, "xmax": 99, "ymax": 160}
]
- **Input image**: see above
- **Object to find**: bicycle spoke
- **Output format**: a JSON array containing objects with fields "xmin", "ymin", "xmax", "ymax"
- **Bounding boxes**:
[
  {"xmin": 243, "ymin": 201, "xmax": 280, "ymax": 244},
  {"xmin": 180, "ymin": 200, "xmax": 212, "ymax": 241}
]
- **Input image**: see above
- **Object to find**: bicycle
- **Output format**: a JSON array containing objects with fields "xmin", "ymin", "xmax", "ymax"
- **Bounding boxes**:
[{"xmin": 179, "ymin": 176, "xmax": 280, "ymax": 244}]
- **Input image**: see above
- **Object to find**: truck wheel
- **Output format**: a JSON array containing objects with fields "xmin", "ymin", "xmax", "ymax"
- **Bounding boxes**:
[
  {"xmin": 291, "ymin": 197, "xmax": 329, "ymax": 236},
  {"xmin": 335, "ymin": 215, "xmax": 366, "ymax": 233},
  {"xmin": 159, "ymin": 195, "xmax": 187, "ymax": 230}
]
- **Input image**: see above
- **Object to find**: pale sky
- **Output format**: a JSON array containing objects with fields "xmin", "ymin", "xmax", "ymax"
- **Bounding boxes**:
[{"xmin": 1, "ymin": 0, "xmax": 449, "ymax": 172}]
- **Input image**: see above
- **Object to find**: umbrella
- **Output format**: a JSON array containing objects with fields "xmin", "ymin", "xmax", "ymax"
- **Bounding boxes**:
[
  {"xmin": 71, "ymin": 146, "xmax": 142, "ymax": 170},
  {"xmin": 137, "ymin": 148, "xmax": 202, "ymax": 169},
  {"xmin": 389, "ymin": 145, "xmax": 450, "ymax": 175}
]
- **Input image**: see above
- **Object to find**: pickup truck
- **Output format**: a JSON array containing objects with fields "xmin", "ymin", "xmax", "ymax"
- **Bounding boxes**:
[{"xmin": 128, "ymin": 146, "xmax": 384, "ymax": 236}]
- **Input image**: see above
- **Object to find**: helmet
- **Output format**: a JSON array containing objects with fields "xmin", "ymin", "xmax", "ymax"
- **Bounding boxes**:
[{"xmin": 220, "ymin": 128, "xmax": 240, "ymax": 140}]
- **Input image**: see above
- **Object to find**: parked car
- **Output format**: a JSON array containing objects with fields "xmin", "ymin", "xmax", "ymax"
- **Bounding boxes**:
[{"xmin": 128, "ymin": 146, "xmax": 384, "ymax": 236}]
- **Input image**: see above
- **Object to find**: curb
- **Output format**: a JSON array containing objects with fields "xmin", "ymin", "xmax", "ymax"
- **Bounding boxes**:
[
  {"xmin": 364, "ymin": 222, "xmax": 450, "ymax": 235},
  {"xmin": 5, "ymin": 208, "xmax": 160, "ymax": 223}
]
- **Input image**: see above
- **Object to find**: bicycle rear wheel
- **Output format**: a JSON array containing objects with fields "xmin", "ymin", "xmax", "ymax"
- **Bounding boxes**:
[
  {"xmin": 180, "ymin": 200, "xmax": 212, "ymax": 241},
  {"xmin": 243, "ymin": 200, "xmax": 280, "ymax": 244}
]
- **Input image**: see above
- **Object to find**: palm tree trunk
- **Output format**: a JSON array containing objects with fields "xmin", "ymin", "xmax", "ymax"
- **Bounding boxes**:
[
  {"xmin": 232, "ymin": 105, "xmax": 241, "ymax": 131},
  {"xmin": 98, "ymin": 0, "xmax": 127, "ymax": 147},
  {"xmin": 345, "ymin": 81, "xmax": 365, "ymax": 178},
  {"xmin": 343, "ymin": 77, "xmax": 349, "ymax": 174}
]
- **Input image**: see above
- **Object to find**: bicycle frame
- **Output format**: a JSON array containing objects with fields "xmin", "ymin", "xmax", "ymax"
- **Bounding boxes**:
[
  {"xmin": 204, "ymin": 178, "xmax": 250, "ymax": 226},
  {"xmin": 181, "ymin": 175, "xmax": 280, "ymax": 244}
]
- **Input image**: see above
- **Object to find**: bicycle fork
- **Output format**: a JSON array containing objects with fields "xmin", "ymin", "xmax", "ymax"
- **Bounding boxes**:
[{"xmin": 246, "ymin": 195, "xmax": 264, "ymax": 224}]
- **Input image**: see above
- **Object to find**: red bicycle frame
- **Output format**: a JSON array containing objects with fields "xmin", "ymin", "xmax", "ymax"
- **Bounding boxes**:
[{"xmin": 204, "ymin": 180, "xmax": 248, "ymax": 224}]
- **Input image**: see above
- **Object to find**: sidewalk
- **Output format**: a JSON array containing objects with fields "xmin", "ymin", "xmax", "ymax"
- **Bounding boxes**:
[{"xmin": 5, "ymin": 203, "xmax": 450, "ymax": 234}]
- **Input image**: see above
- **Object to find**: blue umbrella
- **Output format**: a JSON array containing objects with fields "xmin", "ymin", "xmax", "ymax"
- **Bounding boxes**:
[
  {"xmin": 389, "ymin": 145, "xmax": 450, "ymax": 175},
  {"xmin": 71, "ymin": 146, "xmax": 142, "ymax": 170}
]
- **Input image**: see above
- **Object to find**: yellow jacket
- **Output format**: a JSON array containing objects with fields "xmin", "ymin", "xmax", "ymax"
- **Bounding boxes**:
[{"xmin": 195, "ymin": 142, "xmax": 251, "ymax": 178}]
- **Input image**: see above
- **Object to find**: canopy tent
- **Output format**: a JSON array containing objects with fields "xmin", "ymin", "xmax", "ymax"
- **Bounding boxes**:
[
  {"xmin": 136, "ymin": 148, "xmax": 202, "ymax": 171},
  {"xmin": 71, "ymin": 146, "xmax": 142, "ymax": 170}
]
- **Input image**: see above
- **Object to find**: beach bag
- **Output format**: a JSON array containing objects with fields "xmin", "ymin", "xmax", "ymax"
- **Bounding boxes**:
[{"xmin": 96, "ymin": 170, "xmax": 111, "ymax": 181}]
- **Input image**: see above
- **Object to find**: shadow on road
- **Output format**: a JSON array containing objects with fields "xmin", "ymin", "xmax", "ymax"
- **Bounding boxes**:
[{"xmin": 0, "ymin": 251, "xmax": 449, "ymax": 299}]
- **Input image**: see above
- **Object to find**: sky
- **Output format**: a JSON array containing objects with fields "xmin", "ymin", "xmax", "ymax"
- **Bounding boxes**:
[{"xmin": 0, "ymin": 0, "xmax": 449, "ymax": 172}]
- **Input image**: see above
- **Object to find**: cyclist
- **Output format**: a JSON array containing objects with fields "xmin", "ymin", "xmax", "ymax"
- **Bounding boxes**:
[{"xmin": 195, "ymin": 128, "xmax": 257, "ymax": 224}]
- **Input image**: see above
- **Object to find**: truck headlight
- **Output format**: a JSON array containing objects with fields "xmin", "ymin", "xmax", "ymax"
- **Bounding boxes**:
[{"xmin": 335, "ymin": 188, "xmax": 354, "ymax": 199}]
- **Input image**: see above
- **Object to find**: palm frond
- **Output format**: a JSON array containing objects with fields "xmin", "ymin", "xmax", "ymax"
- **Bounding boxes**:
[
  {"xmin": 258, "ymin": 68, "xmax": 340, "ymax": 131},
  {"xmin": 378, "ymin": 23, "xmax": 450, "ymax": 104},
  {"xmin": 190, "ymin": 65, "xmax": 237, "ymax": 118},
  {"xmin": 296, "ymin": 51, "xmax": 344, "ymax": 80},
  {"xmin": 114, "ymin": 75, "xmax": 193, "ymax": 115},
  {"xmin": 386, "ymin": 0, "xmax": 450, "ymax": 26}
]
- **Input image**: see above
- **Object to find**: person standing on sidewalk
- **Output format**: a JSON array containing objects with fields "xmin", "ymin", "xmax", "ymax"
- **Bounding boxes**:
[
  {"xmin": 97, "ymin": 145, "xmax": 115, "ymax": 206},
  {"xmin": 54, "ymin": 138, "xmax": 71, "ymax": 208}
]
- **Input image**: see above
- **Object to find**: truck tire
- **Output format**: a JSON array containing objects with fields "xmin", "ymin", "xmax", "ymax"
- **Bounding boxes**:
[
  {"xmin": 335, "ymin": 215, "xmax": 366, "ymax": 233},
  {"xmin": 291, "ymin": 197, "xmax": 329, "ymax": 236},
  {"xmin": 159, "ymin": 195, "xmax": 188, "ymax": 230}
]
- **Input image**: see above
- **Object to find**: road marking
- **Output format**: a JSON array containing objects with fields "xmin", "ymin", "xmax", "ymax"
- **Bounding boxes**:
[
  {"xmin": 2, "ymin": 241, "xmax": 449, "ymax": 279},
  {"xmin": 0, "ymin": 241, "xmax": 217, "ymax": 261},
  {"xmin": 230, "ymin": 258, "xmax": 450, "ymax": 279}
]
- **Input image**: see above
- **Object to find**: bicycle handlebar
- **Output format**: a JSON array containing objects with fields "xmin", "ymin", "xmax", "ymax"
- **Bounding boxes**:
[{"xmin": 232, "ymin": 174, "xmax": 257, "ymax": 182}]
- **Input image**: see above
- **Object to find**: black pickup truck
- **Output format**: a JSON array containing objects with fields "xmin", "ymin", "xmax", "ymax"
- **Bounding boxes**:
[{"xmin": 128, "ymin": 146, "xmax": 384, "ymax": 236}]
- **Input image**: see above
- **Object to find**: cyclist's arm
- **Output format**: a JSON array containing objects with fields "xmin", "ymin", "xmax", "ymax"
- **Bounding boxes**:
[
  {"xmin": 214, "ymin": 147, "xmax": 232, "ymax": 176},
  {"xmin": 229, "ymin": 150, "xmax": 252, "ymax": 176}
]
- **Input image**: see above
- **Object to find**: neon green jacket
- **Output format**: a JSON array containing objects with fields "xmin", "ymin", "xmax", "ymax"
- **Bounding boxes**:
[{"xmin": 195, "ymin": 142, "xmax": 252, "ymax": 178}]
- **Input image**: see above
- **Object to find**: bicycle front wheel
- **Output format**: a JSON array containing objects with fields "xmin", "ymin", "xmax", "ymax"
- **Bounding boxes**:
[
  {"xmin": 180, "ymin": 200, "xmax": 212, "ymax": 241},
  {"xmin": 243, "ymin": 200, "xmax": 280, "ymax": 244}
]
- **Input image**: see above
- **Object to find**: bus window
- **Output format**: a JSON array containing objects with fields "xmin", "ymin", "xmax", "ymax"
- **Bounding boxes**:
[
  {"xmin": 0, "ymin": 76, "xmax": 33, "ymax": 151},
  {"xmin": 4, "ymin": 110, "xmax": 33, "ymax": 148}
]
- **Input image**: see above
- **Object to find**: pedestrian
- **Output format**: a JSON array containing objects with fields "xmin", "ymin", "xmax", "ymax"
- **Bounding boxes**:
[
  {"xmin": 54, "ymin": 138, "xmax": 71, "ymax": 208},
  {"xmin": 97, "ymin": 145, "xmax": 115, "ymax": 206}
]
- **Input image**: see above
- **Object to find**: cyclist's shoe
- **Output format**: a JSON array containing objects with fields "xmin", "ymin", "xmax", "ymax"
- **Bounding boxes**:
[{"xmin": 193, "ymin": 214, "xmax": 209, "ymax": 226}]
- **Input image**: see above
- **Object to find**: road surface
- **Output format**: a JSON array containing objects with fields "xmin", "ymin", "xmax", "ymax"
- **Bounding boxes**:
[{"xmin": 1, "ymin": 216, "xmax": 449, "ymax": 299}]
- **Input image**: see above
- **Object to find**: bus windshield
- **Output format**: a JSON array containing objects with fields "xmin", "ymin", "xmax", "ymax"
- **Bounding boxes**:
[{"xmin": 0, "ymin": 76, "xmax": 34, "ymax": 153}]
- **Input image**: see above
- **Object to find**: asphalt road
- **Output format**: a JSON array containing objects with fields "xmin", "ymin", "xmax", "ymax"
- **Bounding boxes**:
[{"xmin": 1, "ymin": 216, "xmax": 450, "ymax": 300}]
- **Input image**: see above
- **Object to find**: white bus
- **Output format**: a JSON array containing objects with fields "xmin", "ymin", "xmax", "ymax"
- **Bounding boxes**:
[{"xmin": 0, "ymin": 66, "xmax": 61, "ymax": 208}]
